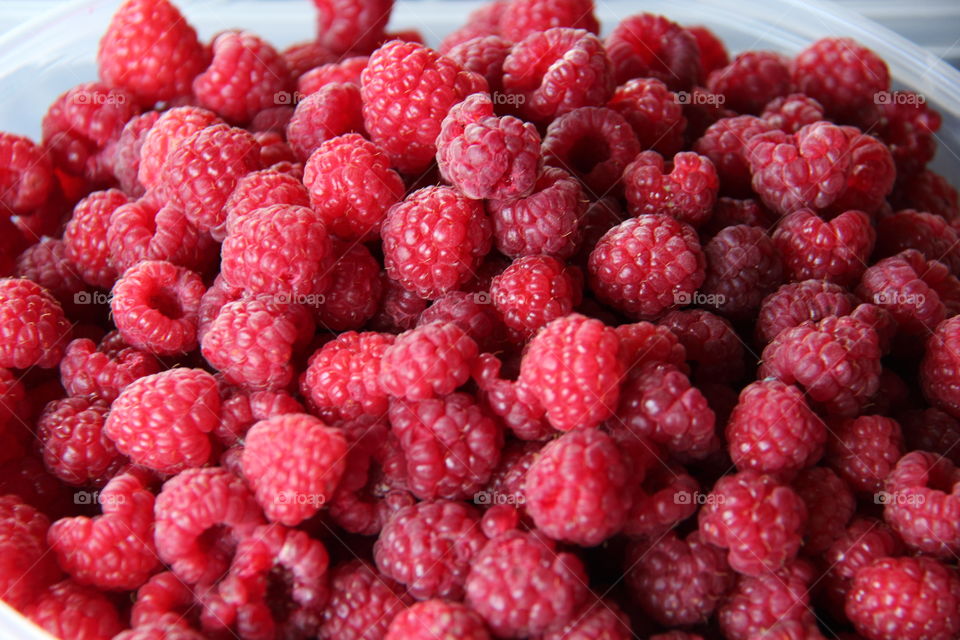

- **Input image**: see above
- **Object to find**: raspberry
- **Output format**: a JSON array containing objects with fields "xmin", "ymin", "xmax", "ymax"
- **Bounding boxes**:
[
  {"xmin": 791, "ymin": 37, "xmax": 890, "ymax": 123},
  {"xmin": 498, "ymin": 0, "xmax": 598, "ymax": 41},
  {"xmin": 130, "ymin": 571, "xmax": 198, "ymax": 629},
  {"xmin": 875, "ymin": 209, "xmax": 960, "ymax": 276},
  {"xmin": 214, "ymin": 385, "xmax": 303, "ymax": 446},
  {"xmin": 138, "ymin": 106, "xmax": 221, "ymax": 192},
  {"xmin": 688, "ymin": 25, "xmax": 729, "ymax": 75},
  {"xmin": 389, "ymin": 393, "xmax": 503, "ymax": 500},
  {"xmin": 286, "ymin": 83, "xmax": 364, "ymax": 161},
  {"xmin": 605, "ymin": 13, "xmax": 701, "ymax": 89},
  {"xmin": 319, "ymin": 560, "xmax": 411, "ymax": 640},
  {"xmin": 707, "ymin": 51, "xmax": 792, "ymax": 115},
  {"xmin": 315, "ymin": 242, "xmax": 384, "ymax": 332},
  {"xmin": 386, "ymin": 600, "xmax": 490, "ymax": 640},
  {"xmin": 97, "ymin": 0, "xmax": 206, "ymax": 105},
  {"xmin": 626, "ymin": 531, "xmax": 733, "ymax": 626},
  {"xmin": 160, "ymin": 123, "xmax": 262, "ymax": 235},
  {"xmin": 899, "ymin": 408, "xmax": 960, "ymax": 466},
  {"xmin": 608, "ymin": 78, "xmax": 686, "ymax": 156},
  {"xmin": 588, "ymin": 214, "xmax": 705, "ymax": 319},
  {"xmin": 502, "ymin": 28, "xmax": 613, "ymax": 124},
  {"xmin": 867, "ymin": 91, "xmax": 941, "ymax": 175},
  {"xmin": 772, "ymin": 208, "xmax": 875, "ymax": 287},
  {"xmin": 111, "ymin": 111, "xmax": 159, "ymax": 197},
  {"xmin": 437, "ymin": 1, "xmax": 505, "ymax": 53},
  {"xmin": 465, "ymin": 530, "xmax": 588, "ymax": 637},
  {"xmin": 475, "ymin": 356, "xmax": 552, "ymax": 441},
  {"xmin": 0, "ymin": 456, "xmax": 73, "ymax": 521},
  {"xmin": 623, "ymin": 151, "xmax": 718, "ymax": 228},
  {"xmin": 726, "ymin": 380, "xmax": 826, "ymax": 474},
  {"xmin": 313, "ymin": 0, "xmax": 393, "ymax": 54},
  {"xmin": 756, "ymin": 280, "xmax": 858, "ymax": 345},
  {"xmin": 361, "ymin": 40, "xmax": 487, "ymax": 174},
  {"xmin": 0, "ymin": 132, "xmax": 54, "ymax": 215},
  {"xmin": 297, "ymin": 56, "xmax": 368, "ymax": 95},
  {"xmin": 846, "ymin": 556, "xmax": 960, "ymax": 640},
  {"xmin": 301, "ymin": 331, "xmax": 395, "ymax": 421},
  {"xmin": 154, "ymin": 467, "xmax": 264, "ymax": 585},
  {"xmin": 760, "ymin": 315, "xmax": 882, "ymax": 417},
  {"xmin": 620, "ymin": 455, "xmax": 699, "ymax": 536},
  {"xmin": 13, "ymin": 238, "xmax": 83, "ymax": 312},
  {"xmin": 541, "ymin": 600, "xmax": 632, "ymax": 640},
  {"xmin": 221, "ymin": 169, "xmax": 310, "ymax": 241},
  {"xmin": 379, "ymin": 322, "xmax": 479, "ymax": 400},
  {"xmin": 702, "ymin": 197, "xmax": 776, "ymax": 238},
  {"xmin": 491, "ymin": 255, "xmax": 581, "ymax": 339},
  {"xmin": 894, "ymin": 172, "xmax": 960, "ymax": 224},
  {"xmin": 25, "ymin": 580, "xmax": 124, "ymax": 640},
  {"xmin": 0, "ymin": 278, "xmax": 71, "ymax": 369},
  {"xmin": 37, "ymin": 396, "xmax": 123, "ymax": 486},
  {"xmin": 659, "ymin": 309, "xmax": 744, "ymax": 383},
  {"xmin": 438, "ymin": 93, "xmax": 542, "ymax": 200},
  {"xmin": 694, "ymin": 115, "xmax": 776, "ymax": 197},
  {"xmin": 110, "ymin": 260, "xmax": 205, "ymax": 356},
  {"xmin": 792, "ymin": 466, "xmax": 855, "ymax": 554},
  {"xmin": 445, "ymin": 36, "xmax": 511, "ymax": 94},
  {"xmin": 762, "ymin": 93, "xmax": 826, "ymax": 133},
  {"xmin": 718, "ymin": 561, "xmax": 816, "ymax": 640},
  {"xmin": 488, "ymin": 167, "xmax": 586, "ymax": 260},
  {"xmin": 0, "ymin": 495, "xmax": 59, "ymax": 610},
  {"xmin": 883, "ymin": 451, "xmax": 960, "ymax": 558},
  {"xmin": 104, "ymin": 368, "xmax": 219, "ymax": 473},
  {"xmin": 202, "ymin": 296, "xmax": 315, "ymax": 391},
  {"xmin": 699, "ymin": 470, "xmax": 807, "ymax": 576},
  {"xmin": 525, "ymin": 428, "xmax": 630, "ymax": 545},
  {"xmin": 574, "ymin": 197, "xmax": 627, "ymax": 266},
  {"xmin": 281, "ymin": 40, "xmax": 334, "ymax": 79},
  {"xmin": 303, "ymin": 133, "xmax": 404, "ymax": 242},
  {"xmin": 419, "ymin": 291, "xmax": 505, "ymax": 352},
  {"xmin": 825, "ymin": 415, "xmax": 903, "ymax": 495},
  {"xmin": 48, "ymin": 472, "xmax": 158, "ymax": 590},
  {"xmin": 63, "ymin": 188, "xmax": 129, "ymax": 289},
  {"xmin": 518, "ymin": 313, "xmax": 623, "ymax": 431},
  {"xmin": 374, "ymin": 500, "xmax": 486, "ymax": 600},
  {"xmin": 382, "ymin": 186, "xmax": 492, "ymax": 299},
  {"xmin": 858, "ymin": 250, "xmax": 960, "ymax": 335},
  {"xmin": 221, "ymin": 203, "xmax": 334, "ymax": 299},
  {"xmin": 115, "ymin": 625, "xmax": 206, "ymax": 640}
]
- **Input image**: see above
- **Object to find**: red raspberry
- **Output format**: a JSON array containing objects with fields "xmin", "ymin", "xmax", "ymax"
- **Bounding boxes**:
[
  {"xmin": 624, "ymin": 150, "xmax": 718, "ymax": 227},
  {"xmin": 688, "ymin": 25, "xmax": 729, "ymax": 75},
  {"xmin": 319, "ymin": 560, "xmax": 412, "ymax": 640},
  {"xmin": 110, "ymin": 260, "xmax": 205, "ymax": 356},
  {"xmin": 379, "ymin": 322, "xmax": 479, "ymax": 401},
  {"xmin": 875, "ymin": 209, "xmax": 960, "ymax": 276},
  {"xmin": 59, "ymin": 333, "xmax": 160, "ymax": 403},
  {"xmin": 502, "ymin": 28, "xmax": 613, "ymax": 124},
  {"xmin": 762, "ymin": 93, "xmax": 826, "ymax": 133},
  {"xmin": 756, "ymin": 280, "xmax": 858, "ymax": 345},
  {"xmin": 361, "ymin": 40, "xmax": 487, "ymax": 174},
  {"xmin": 613, "ymin": 361, "xmax": 718, "ymax": 458},
  {"xmin": 718, "ymin": 561, "xmax": 816, "ymax": 640},
  {"xmin": 315, "ymin": 242, "xmax": 383, "ymax": 332},
  {"xmin": 389, "ymin": 393, "xmax": 503, "ymax": 500},
  {"xmin": 374, "ymin": 500, "xmax": 486, "ymax": 600},
  {"xmin": 303, "ymin": 133, "xmax": 404, "ymax": 242},
  {"xmin": 474, "ymin": 356, "xmax": 552, "ymax": 441},
  {"xmin": 446, "ymin": 36, "xmax": 511, "ymax": 94},
  {"xmin": 541, "ymin": 600, "xmax": 632, "ymax": 640},
  {"xmin": 651, "ymin": 634, "xmax": 705, "ymax": 640},
  {"xmin": 386, "ymin": 599, "xmax": 490, "ymax": 640},
  {"xmin": 792, "ymin": 466, "xmax": 855, "ymax": 554},
  {"xmin": 498, "ymin": 0, "xmax": 598, "ymax": 41},
  {"xmin": 37, "ymin": 396, "xmax": 123, "ymax": 487},
  {"xmin": 846, "ymin": 556, "xmax": 960, "ymax": 640},
  {"xmin": 488, "ymin": 167, "xmax": 586, "ymax": 260},
  {"xmin": 97, "ymin": 0, "xmax": 206, "ymax": 105},
  {"xmin": 574, "ymin": 197, "xmax": 627, "ymax": 266},
  {"xmin": 707, "ymin": 51, "xmax": 791, "ymax": 115},
  {"xmin": 922, "ymin": 315, "xmax": 960, "ymax": 419},
  {"xmin": 0, "ymin": 132, "xmax": 54, "ymax": 215},
  {"xmin": 25, "ymin": 580, "xmax": 123, "ymax": 640},
  {"xmin": 699, "ymin": 470, "xmax": 807, "ymax": 576},
  {"xmin": 659, "ymin": 309, "xmax": 744, "ymax": 383},
  {"xmin": 883, "ymin": 451, "xmax": 960, "ymax": 558},
  {"xmin": 221, "ymin": 203, "xmax": 334, "ymax": 299},
  {"xmin": 115, "ymin": 625, "xmax": 206, "ymax": 640},
  {"xmin": 867, "ymin": 91, "xmax": 941, "ymax": 176},
  {"xmin": 382, "ymin": 186, "xmax": 492, "ymax": 299},
  {"xmin": 437, "ymin": 1, "xmax": 504, "ymax": 53},
  {"xmin": 297, "ymin": 56, "xmax": 368, "ymax": 95},
  {"xmin": 286, "ymin": 83, "xmax": 364, "ymax": 161},
  {"xmin": 0, "ymin": 456, "xmax": 73, "ymax": 521},
  {"xmin": 104, "ymin": 368, "xmax": 219, "ymax": 473},
  {"xmin": 221, "ymin": 169, "xmax": 310, "ymax": 240},
  {"xmin": 825, "ymin": 415, "xmax": 903, "ymax": 494},
  {"xmin": 202, "ymin": 297, "xmax": 314, "ymax": 391},
  {"xmin": 154, "ymin": 467, "xmax": 264, "ymax": 585},
  {"xmin": 48, "ymin": 472, "xmax": 158, "ymax": 590},
  {"xmin": 491, "ymin": 255, "xmax": 581, "ymax": 339},
  {"xmin": 703, "ymin": 223, "xmax": 784, "ymax": 319},
  {"xmin": 525, "ymin": 428, "xmax": 630, "ymax": 545},
  {"xmin": 726, "ymin": 380, "xmax": 826, "ymax": 474},
  {"xmin": 465, "ymin": 530, "xmax": 588, "ymax": 637},
  {"xmin": 694, "ymin": 115, "xmax": 776, "ymax": 197},
  {"xmin": 419, "ymin": 292, "xmax": 506, "ymax": 353},
  {"xmin": 791, "ymin": 37, "xmax": 889, "ymax": 123},
  {"xmin": 588, "ymin": 214, "xmax": 705, "ymax": 319},
  {"xmin": 608, "ymin": 79, "xmax": 686, "ymax": 157},
  {"xmin": 313, "ymin": 0, "xmax": 392, "ymax": 54},
  {"xmin": 0, "ymin": 278, "xmax": 71, "ymax": 369},
  {"xmin": 0, "ymin": 495, "xmax": 60, "ymax": 610},
  {"xmin": 899, "ymin": 408, "xmax": 960, "ymax": 466},
  {"xmin": 760, "ymin": 315, "xmax": 882, "ymax": 417},
  {"xmin": 63, "ymin": 188, "xmax": 129, "ymax": 289},
  {"xmin": 214, "ymin": 384, "xmax": 303, "ymax": 446},
  {"xmin": 13, "ymin": 238, "xmax": 83, "ymax": 312},
  {"xmin": 281, "ymin": 40, "xmax": 334, "ymax": 79},
  {"xmin": 111, "ymin": 111, "xmax": 159, "ymax": 197},
  {"xmin": 606, "ymin": 13, "xmax": 701, "ymax": 90},
  {"xmin": 137, "ymin": 106, "xmax": 221, "ymax": 192},
  {"xmin": 438, "ymin": 93, "xmax": 542, "ymax": 200},
  {"xmin": 702, "ymin": 197, "xmax": 777, "ymax": 237},
  {"xmin": 858, "ymin": 250, "xmax": 960, "ymax": 335},
  {"xmin": 369, "ymin": 281, "xmax": 432, "ymax": 333},
  {"xmin": 772, "ymin": 208, "xmax": 874, "ymax": 287},
  {"xmin": 620, "ymin": 455, "xmax": 699, "ymax": 537},
  {"xmin": 626, "ymin": 531, "xmax": 734, "ymax": 626},
  {"xmin": 301, "ymin": 331, "xmax": 395, "ymax": 421},
  {"xmin": 518, "ymin": 313, "xmax": 622, "ymax": 431}
]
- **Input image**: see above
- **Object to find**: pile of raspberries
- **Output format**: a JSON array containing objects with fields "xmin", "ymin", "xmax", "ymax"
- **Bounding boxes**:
[{"xmin": 1, "ymin": 0, "xmax": 960, "ymax": 638}]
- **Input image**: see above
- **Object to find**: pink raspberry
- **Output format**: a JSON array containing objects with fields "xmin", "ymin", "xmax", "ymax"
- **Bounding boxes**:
[
  {"xmin": 718, "ymin": 561, "xmax": 816, "ymax": 640},
  {"xmin": 616, "ymin": 320, "xmax": 688, "ymax": 371},
  {"xmin": 588, "ymin": 214, "xmax": 705, "ymax": 319},
  {"xmin": 111, "ymin": 111, "xmax": 160, "ymax": 196},
  {"xmin": 37, "ymin": 396, "xmax": 123, "ymax": 487},
  {"xmin": 104, "ymin": 368, "xmax": 219, "ymax": 473},
  {"xmin": 221, "ymin": 169, "xmax": 310, "ymax": 241},
  {"xmin": 315, "ymin": 242, "xmax": 383, "ymax": 332},
  {"xmin": 498, "ymin": 0, "xmax": 598, "ymax": 41},
  {"xmin": 0, "ymin": 132, "xmax": 54, "ymax": 215},
  {"xmin": 518, "ymin": 313, "xmax": 623, "ymax": 431},
  {"xmin": 762, "ymin": 93, "xmax": 826, "ymax": 133},
  {"xmin": 502, "ymin": 27, "xmax": 613, "ymax": 124},
  {"xmin": 875, "ymin": 209, "xmax": 960, "ymax": 276},
  {"xmin": 659, "ymin": 309, "xmax": 744, "ymax": 383},
  {"xmin": 694, "ymin": 115, "xmax": 776, "ymax": 197},
  {"xmin": 303, "ymin": 133, "xmax": 404, "ymax": 242},
  {"xmin": 707, "ymin": 51, "xmax": 792, "ymax": 115},
  {"xmin": 624, "ymin": 150, "xmax": 718, "ymax": 227},
  {"xmin": 491, "ymin": 255, "xmax": 581, "ymax": 340},
  {"xmin": 382, "ymin": 186, "xmax": 492, "ymax": 299},
  {"xmin": 63, "ymin": 188, "xmax": 129, "ymax": 289},
  {"xmin": 361, "ymin": 40, "xmax": 487, "ymax": 174},
  {"xmin": 319, "ymin": 560, "xmax": 412, "ymax": 640},
  {"xmin": 465, "ymin": 530, "xmax": 588, "ymax": 638},
  {"xmin": 97, "ymin": 0, "xmax": 206, "ymax": 105},
  {"xmin": 474, "ymin": 356, "xmax": 552, "ymax": 441},
  {"xmin": 699, "ymin": 470, "xmax": 807, "ymax": 576},
  {"xmin": 445, "ymin": 36, "xmax": 511, "ymax": 94},
  {"xmin": 608, "ymin": 77, "xmax": 686, "ymax": 156},
  {"xmin": 297, "ymin": 56, "xmax": 368, "ymax": 95},
  {"xmin": 883, "ymin": 451, "xmax": 960, "ymax": 558},
  {"xmin": 792, "ymin": 466, "xmax": 855, "ymax": 554},
  {"xmin": 0, "ymin": 278, "xmax": 71, "ymax": 369},
  {"xmin": 488, "ymin": 167, "xmax": 586, "ymax": 260},
  {"xmin": 772, "ymin": 208, "xmax": 875, "ymax": 287},
  {"xmin": 0, "ymin": 495, "xmax": 60, "ymax": 610},
  {"xmin": 605, "ymin": 13, "xmax": 701, "ymax": 90},
  {"xmin": 379, "ymin": 322, "xmax": 479, "ymax": 401},
  {"xmin": 137, "ymin": 106, "xmax": 221, "ymax": 192},
  {"xmin": 386, "ymin": 599, "xmax": 490, "ymax": 640},
  {"xmin": 756, "ymin": 280, "xmax": 858, "ymax": 345},
  {"xmin": 25, "ymin": 580, "xmax": 124, "ymax": 640},
  {"xmin": 286, "ymin": 82, "xmax": 364, "ymax": 161},
  {"xmin": 825, "ymin": 414, "xmax": 904, "ymax": 494},
  {"xmin": 419, "ymin": 291, "xmax": 506, "ymax": 353},
  {"xmin": 313, "ymin": 0, "xmax": 393, "ymax": 54}
]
